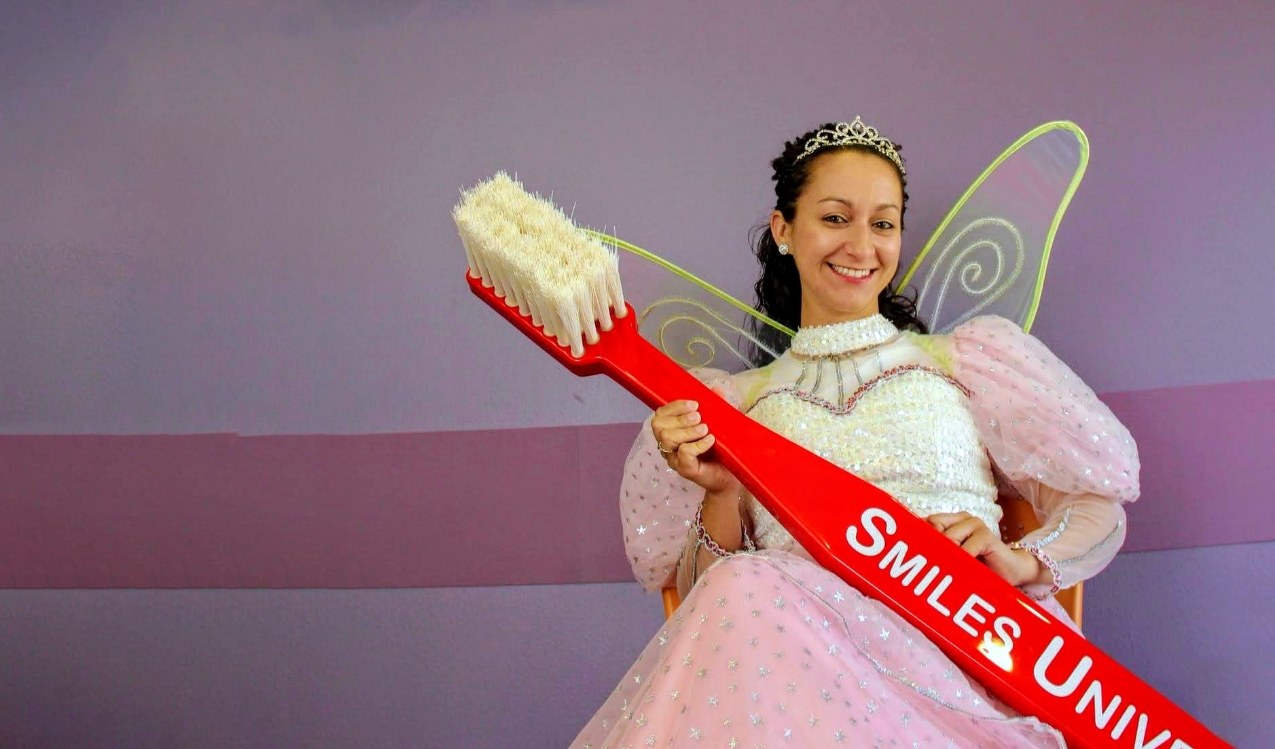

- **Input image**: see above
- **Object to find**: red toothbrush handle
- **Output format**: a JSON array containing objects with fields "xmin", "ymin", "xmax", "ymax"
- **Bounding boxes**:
[{"xmin": 468, "ymin": 274, "xmax": 1229, "ymax": 748}]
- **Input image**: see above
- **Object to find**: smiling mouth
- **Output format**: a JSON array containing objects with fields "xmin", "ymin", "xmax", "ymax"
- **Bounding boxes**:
[{"xmin": 828, "ymin": 263, "xmax": 874, "ymax": 279}]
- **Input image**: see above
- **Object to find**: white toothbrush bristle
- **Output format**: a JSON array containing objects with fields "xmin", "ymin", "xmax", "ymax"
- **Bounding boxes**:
[{"xmin": 453, "ymin": 172, "xmax": 627, "ymax": 356}]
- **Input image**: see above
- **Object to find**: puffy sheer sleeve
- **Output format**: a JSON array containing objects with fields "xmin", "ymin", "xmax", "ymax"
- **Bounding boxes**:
[
  {"xmin": 619, "ymin": 368, "xmax": 742, "ymax": 593},
  {"xmin": 950, "ymin": 316, "xmax": 1140, "ymax": 597}
]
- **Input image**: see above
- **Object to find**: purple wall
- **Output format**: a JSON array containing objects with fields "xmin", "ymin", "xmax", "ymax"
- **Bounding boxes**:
[
  {"xmin": 3, "ymin": 1, "xmax": 1274, "ymax": 434},
  {"xmin": 0, "ymin": 585, "xmax": 667, "ymax": 748},
  {"xmin": 3, "ymin": 1, "xmax": 1273, "ymax": 747},
  {"xmin": 1084, "ymin": 542, "xmax": 1275, "ymax": 748}
]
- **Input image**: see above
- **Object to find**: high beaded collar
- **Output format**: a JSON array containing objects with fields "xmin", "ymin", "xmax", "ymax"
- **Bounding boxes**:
[{"xmin": 790, "ymin": 314, "xmax": 899, "ymax": 357}]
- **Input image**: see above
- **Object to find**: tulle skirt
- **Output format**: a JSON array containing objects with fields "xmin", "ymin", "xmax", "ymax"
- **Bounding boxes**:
[{"xmin": 572, "ymin": 550, "xmax": 1070, "ymax": 748}]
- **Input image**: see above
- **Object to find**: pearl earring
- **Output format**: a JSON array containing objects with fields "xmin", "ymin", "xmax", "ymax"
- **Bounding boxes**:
[{"xmin": 777, "ymin": 243, "xmax": 790, "ymax": 256}]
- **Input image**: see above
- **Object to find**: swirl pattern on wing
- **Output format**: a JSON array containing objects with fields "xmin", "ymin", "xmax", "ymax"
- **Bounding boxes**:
[
  {"xmin": 638, "ymin": 296, "xmax": 781, "ymax": 371},
  {"xmin": 915, "ymin": 217, "xmax": 1024, "ymax": 334}
]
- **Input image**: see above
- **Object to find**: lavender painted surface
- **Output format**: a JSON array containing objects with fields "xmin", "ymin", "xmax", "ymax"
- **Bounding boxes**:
[
  {"xmin": 0, "ymin": 543, "xmax": 1265, "ymax": 748},
  {"xmin": 3, "ymin": 1, "xmax": 1274, "ymax": 435},
  {"xmin": 1084, "ymin": 542, "xmax": 1275, "ymax": 748},
  {"xmin": 0, "ymin": 585, "xmax": 666, "ymax": 749},
  {"xmin": 3, "ymin": 378, "xmax": 1273, "ymax": 588}
]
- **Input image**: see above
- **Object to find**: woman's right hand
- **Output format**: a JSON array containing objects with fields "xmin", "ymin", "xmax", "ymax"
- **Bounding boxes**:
[{"xmin": 651, "ymin": 400, "xmax": 740, "ymax": 497}]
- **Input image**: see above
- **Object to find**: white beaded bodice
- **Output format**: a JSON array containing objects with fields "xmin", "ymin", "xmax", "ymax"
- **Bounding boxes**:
[{"xmin": 742, "ymin": 317, "xmax": 1002, "ymax": 554}]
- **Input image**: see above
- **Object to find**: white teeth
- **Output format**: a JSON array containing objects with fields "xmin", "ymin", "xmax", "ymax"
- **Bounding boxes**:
[{"xmin": 830, "ymin": 264, "xmax": 872, "ymax": 279}]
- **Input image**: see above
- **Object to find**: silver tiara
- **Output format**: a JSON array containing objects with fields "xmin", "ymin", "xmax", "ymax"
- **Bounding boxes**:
[{"xmin": 794, "ymin": 117, "xmax": 906, "ymax": 176}]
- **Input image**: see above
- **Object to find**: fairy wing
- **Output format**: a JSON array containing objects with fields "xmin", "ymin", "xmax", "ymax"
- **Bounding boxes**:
[
  {"xmin": 898, "ymin": 121, "xmax": 1089, "ymax": 334},
  {"xmin": 585, "ymin": 229, "xmax": 791, "ymax": 374}
]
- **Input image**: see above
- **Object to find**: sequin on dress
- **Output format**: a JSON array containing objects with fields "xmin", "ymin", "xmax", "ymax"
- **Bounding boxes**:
[{"xmin": 572, "ymin": 315, "xmax": 1139, "ymax": 748}]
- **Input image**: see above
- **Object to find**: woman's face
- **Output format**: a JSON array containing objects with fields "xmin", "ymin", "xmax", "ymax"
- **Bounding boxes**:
[{"xmin": 771, "ymin": 150, "xmax": 904, "ymax": 328}]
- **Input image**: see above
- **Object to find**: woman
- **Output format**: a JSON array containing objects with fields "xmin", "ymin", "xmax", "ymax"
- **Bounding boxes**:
[{"xmin": 571, "ymin": 119, "xmax": 1138, "ymax": 747}]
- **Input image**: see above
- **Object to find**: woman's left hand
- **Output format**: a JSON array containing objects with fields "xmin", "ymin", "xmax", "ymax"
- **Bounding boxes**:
[{"xmin": 925, "ymin": 512, "xmax": 1042, "ymax": 587}]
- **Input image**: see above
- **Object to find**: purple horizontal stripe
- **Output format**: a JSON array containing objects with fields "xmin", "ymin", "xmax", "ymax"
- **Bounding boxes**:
[
  {"xmin": 1, "ymin": 379, "xmax": 1272, "ymax": 588},
  {"xmin": 1104, "ymin": 378, "xmax": 1275, "ymax": 552},
  {"xmin": 0, "ymin": 429, "xmax": 637, "ymax": 588}
]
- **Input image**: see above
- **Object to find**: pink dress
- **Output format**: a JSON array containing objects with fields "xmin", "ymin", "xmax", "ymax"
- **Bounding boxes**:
[{"xmin": 572, "ymin": 315, "xmax": 1139, "ymax": 748}]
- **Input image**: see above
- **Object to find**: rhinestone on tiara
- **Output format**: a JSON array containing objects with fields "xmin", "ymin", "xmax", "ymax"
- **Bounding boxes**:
[{"xmin": 794, "ymin": 117, "xmax": 906, "ymax": 176}]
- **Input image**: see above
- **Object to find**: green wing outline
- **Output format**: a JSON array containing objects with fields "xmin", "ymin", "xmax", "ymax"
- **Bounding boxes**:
[
  {"xmin": 897, "ymin": 121, "xmax": 1089, "ymax": 334},
  {"xmin": 583, "ymin": 229, "xmax": 795, "ymax": 337}
]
